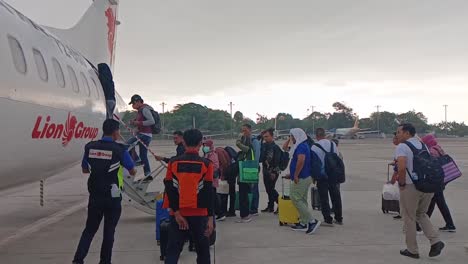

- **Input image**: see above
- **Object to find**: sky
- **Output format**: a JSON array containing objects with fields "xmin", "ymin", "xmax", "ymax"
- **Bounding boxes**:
[{"xmin": 6, "ymin": 0, "xmax": 468, "ymax": 124}]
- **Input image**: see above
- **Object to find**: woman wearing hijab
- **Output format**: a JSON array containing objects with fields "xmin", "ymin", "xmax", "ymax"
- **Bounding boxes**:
[
  {"xmin": 421, "ymin": 134, "xmax": 456, "ymax": 232},
  {"xmin": 282, "ymin": 128, "xmax": 321, "ymax": 235}
]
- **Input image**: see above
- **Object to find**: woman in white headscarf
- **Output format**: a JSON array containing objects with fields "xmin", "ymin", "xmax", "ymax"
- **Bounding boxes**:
[{"xmin": 282, "ymin": 128, "xmax": 321, "ymax": 234}]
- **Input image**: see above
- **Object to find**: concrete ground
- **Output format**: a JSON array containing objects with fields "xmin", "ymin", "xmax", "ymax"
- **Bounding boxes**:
[{"xmin": 0, "ymin": 138, "xmax": 467, "ymax": 264}]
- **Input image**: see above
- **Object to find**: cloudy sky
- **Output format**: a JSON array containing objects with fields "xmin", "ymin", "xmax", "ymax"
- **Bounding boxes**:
[{"xmin": 7, "ymin": 0, "xmax": 468, "ymax": 123}]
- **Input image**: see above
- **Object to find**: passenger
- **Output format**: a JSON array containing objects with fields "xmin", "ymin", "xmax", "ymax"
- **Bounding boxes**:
[
  {"xmin": 283, "ymin": 128, "xmax": 321, "ymax": 234},
  {"xmin": 311, "ymin": 128, "xmax": 343, "ymax": 226},
  {"xmin": 73, "ymin": 119, "xmax": 136, "ymax": 264},
  {"xmin": 214, "ymin": 146, "xmax": 232, "ymax": 221},
  {"xmin": 156, "ymin": 131, "xmax": 185, "ymax": 163},
  {"xmin": 98, "ymin": 63, "xmax": 116, "ymax": 120},
  {"xmin": 259, "ymin": 128, "xmax": 282, "ymax": 213},
  {"xmin": 163, "ymin": 129, "xmax": 214, "ymax": 264},
  {"xmin": 421, "ymin": 134, "xmax": 456, "ymax": 232},
  {"xmin": 202, "ymin": 139, "xmax": 220, "ymax": 218},
  {"xmin": 395, "ymin": 123, "xmax": 444, "ymax": 259},
  {"xmin": 236, "ymin": 124, "xmax": 261, "ymax": 222},
  {"xmin": 127, "ymin": 94, "xmax": 155, "ymax": 178}
]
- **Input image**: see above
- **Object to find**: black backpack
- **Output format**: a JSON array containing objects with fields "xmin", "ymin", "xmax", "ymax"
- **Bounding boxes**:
[
  {"xmin": 314, "ymin": 142, "xmax": 345, "ymax": 183},
  {"xmin": 403, "ymin": 141, "xmax": 444, "ymax": 193},
  {"xmin": 144, "ymin": 106, "xmax": 161, "ymax": 134},
  {"xmin": 278, "ymin": 151, "xmax": 290, "ymax": 171}
]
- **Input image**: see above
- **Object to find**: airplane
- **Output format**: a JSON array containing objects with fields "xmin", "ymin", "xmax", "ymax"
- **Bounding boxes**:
[
  {"xmin": 0, "ymin": 0, "xmax": 127, "ymax": 190},
  {"xmin": 332, "ymin": 117, "xmax": 379, "ymax": 139}
]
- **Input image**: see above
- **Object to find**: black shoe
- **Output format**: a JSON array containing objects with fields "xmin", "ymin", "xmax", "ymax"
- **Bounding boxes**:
[
  {"xmin": 429, "ymin": 241, "xmax": 445, "ymax": 257},
  {"xmin": 261, "ymin": 207, "xmax": 274, "ymax": 213},
  {"xmin": 400, "ymin": 249, "xmax": 420, "ymax": 259},
  {"xmin": 334, "ymin": 220, "xmax": 343, "ymax": 225},
  {"xmin": 439, "ymin": 226, "xmax": 456, "ymax": 233},
  {"xmin": 226, "ymin": 212, "xmax": 237, "ymax": 217},
  {"xmin": 393, "ymin": 215, "xmax": 402, "ymax": 220}
]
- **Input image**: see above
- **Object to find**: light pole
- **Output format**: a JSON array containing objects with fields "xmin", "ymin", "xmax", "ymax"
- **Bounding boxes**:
[
  {"xmin": 228, "ymin": 102, "xmax": 234, "ymax": 138},
  {"xmin": 443, "ymin": 104, "xmax": 448, "ymax": 134},
  {"xmin": 160, "ymin": 102, "xmax": 166, "ymax": 133},
  {"xmin": 307, "ymin": 106, "xmax": 315, "ymax": 132},
  {"xmin": 376, "ymin": 105, "xmax": 381, "ymax": 132}
]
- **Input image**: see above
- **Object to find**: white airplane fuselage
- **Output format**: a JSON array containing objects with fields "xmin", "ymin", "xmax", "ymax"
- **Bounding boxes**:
[{"xmin": 0, "ymin": 0, "xmax": 125, "ymax": 190}]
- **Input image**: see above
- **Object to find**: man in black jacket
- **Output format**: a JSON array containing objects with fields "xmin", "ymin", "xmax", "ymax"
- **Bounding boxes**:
[{"xmin": 260, "ymin": 128, "xmax": 282, "ymax": 213}]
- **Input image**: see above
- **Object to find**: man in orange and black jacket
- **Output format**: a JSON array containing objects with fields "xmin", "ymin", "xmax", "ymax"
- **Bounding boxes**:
[{"xmin": 163, "ymin": 129, "xmax": 214, "ymax": 264}]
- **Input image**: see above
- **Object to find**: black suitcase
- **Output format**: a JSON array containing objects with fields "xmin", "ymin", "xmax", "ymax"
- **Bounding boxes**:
[
  {"xmin": 311, "ymin": 186, "xmax": 321, "ymax": 210},
  {"xmin": 159, "ymin": 218, "xmax": 171, "ymax": 261},
  {"xmin": 382, "ymin": 164, "xmax": 400, "ymax": 214}
]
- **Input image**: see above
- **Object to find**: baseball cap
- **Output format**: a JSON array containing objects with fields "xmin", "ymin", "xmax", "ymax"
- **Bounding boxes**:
[{"xmin": 128, "ymin": 94, "xmax": 143, "ymax": 105}]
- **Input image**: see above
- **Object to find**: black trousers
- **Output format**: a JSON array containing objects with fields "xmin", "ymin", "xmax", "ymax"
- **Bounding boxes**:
[
  {"xmin": 263, "ymin": 169, "xmax": 279, "ymax": 209},
  {"xmin": 165, "ymin": 216, "xmax": 210, "ymax": 264},
  {"xmin": 73, "ymin": 196, "xmax": 122, "ymax": 264},
  {"xmin": 218, "ymin": 193, "xmax": 229, "ymax": 216},
  {"xmin": 427, "ymin": 190, "xmax": 455, "ymax": 227},
  {"xmin": 238, "ymin": 182, "xmax": 251, "ymax": 218},
  {"xmin": 316, "ymin": 179, "xmax": 343, "ymax": 223}
]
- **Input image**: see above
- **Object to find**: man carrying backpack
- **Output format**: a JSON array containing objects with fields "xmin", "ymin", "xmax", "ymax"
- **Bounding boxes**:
[
  {"xmin": 395, "ymin": 123, "xmax": 444, "ymax": 259},
  {"xmin": 128, "ymin": 94, "xmax": 155, "ymax": 178},
  {"xmin": 311, "ymin": 128, "xmax": 343, "ymax": 226}
]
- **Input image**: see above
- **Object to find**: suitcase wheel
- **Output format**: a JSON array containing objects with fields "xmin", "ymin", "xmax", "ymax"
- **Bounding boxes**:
[
  {"xmin": 157, "ymin": 240, "xmax": 160, "ymax": 246},
  {"xmin": 160, "ymin": 256, "xmax": 164, "ymax": 261},
  {"xmin": 279, "ymin": 221, "xmax": 284, "ymax": 226}
]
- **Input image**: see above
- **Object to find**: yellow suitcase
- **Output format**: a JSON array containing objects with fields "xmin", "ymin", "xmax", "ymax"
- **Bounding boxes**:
[{"xmin": 278, "ymin": 178, "xmax": 299, "ymax": 226}]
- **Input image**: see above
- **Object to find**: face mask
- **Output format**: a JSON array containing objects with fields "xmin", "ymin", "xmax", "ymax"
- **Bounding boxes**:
[{"xmin": 202, "ymin": 146, "xmax": 210, "ymax": 153}]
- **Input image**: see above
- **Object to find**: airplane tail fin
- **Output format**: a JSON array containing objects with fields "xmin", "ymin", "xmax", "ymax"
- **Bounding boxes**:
[
  {"xmin": 353, "ymin": 116, "xmax": 359, "ymax": 128},
  {"xmin": 44, "ymin": 0, "xmax": 119, "ymax": 70}
]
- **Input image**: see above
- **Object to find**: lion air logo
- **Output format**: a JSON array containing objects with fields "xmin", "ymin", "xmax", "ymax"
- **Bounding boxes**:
[
  {"xmin": 105, "ymin": 7, "xmax": 116, "ymax": 61},
  {"xmin": 32, "ymin": 113, "xmax": 99, "ymax": 147}
]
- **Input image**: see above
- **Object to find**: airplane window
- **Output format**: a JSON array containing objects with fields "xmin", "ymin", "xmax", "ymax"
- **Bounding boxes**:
[
  {"xmin": 7, "ymin": 35, "xmax": 27, "ymax": 74},
  {"xmin": 52, "ymin": 58, "xmax": 65, "ymax": 88},
  {"xmin": 80, "ymin": 72, "xmax": 91, "ymax": 97},
  {"xmin": 67, "ymin": 66, "xmax": 79, "ymax": 93},
  {"xmin": 90, "ymin": 76, "xmax": 100, "ymax": 100},
  {"xmin": 32, "ymin": 49, "xmax": 48, "ymax": 82}
]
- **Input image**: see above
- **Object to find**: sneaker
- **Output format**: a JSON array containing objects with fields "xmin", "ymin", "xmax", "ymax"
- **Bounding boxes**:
[
  {"xmin": 334, "ymin": 220, "xmax": 343, "ymax": 226},
  {"xmin": 226, "ymin": 212, "xmax": 237, "ymax": 217},
  {"xmin": 261, "ymin": 207, "xmax": 274, "ymax": 213},
  {"xmin": 439, "ymin": 226, "xmax": 456, "ymax": 233},
  {"xmin": 291, "ymin": 223, "xmax": 307, "ymax": 231},
  {"xmin": 322, "ymin": 220, "xmax": 334, "ymax": 227},
  {"xmin": 273, "ymin": 208, "xmax": 279, "ymax": 215},
  {"xmin": 393, "ymin": 215, "xmax": 402, "ymax": 220},
  {"xmin": 141, "ymin": 175, "xmax": 153, "ymax": 183},
  {"xmin": 250, "ymin": 211, "xmax": 259, "ymax": 216},
  {"xmin": 429, "ymin": 241, "xmax": 445, "ymax": 257},
  {"xmin": 400, "ymin": 249, "xmax": 420, "ymax": 259},
  {"xmin": 216, "ymin": 215, "xmax": 226, "ymax": 221},
  {"xmin": 236, "ymin": 216, "xmax": 252, "ymax": 223},
  {"xmin": 306, "ymin": 220, "xmax": 321, "ymax": 235}
]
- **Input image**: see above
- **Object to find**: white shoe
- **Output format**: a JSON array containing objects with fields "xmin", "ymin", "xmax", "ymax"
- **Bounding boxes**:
[{"xmin": 236, "ymin": 216, "xmax": 252, "ymax": 223}]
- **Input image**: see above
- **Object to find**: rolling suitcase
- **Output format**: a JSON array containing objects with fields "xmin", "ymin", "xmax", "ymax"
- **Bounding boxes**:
[
  {"xmin": 278, "ymin": 178, "xmax": 300, "ymax": 226},
  {"xmin": 311, "ymin": 186, "xmax": 321, "ymax": 210},
  {"xmin": 155, "ymin": 199, "xmax": 169, "ymax": 244},
  {"xmin": 381, "ymin": 164, "xmax": 400, "ymax": 214}
]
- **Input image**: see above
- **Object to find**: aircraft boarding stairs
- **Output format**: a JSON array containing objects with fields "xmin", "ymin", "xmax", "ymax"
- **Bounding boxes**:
[{"xmin": 121, "ymin": 140, "xmax": 166, "ymax": 215}]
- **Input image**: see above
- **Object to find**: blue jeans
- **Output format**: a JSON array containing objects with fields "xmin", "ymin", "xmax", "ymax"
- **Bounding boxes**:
[
  {"xmin": 127, "ymin": 134, "xmax": 152, "ymax": 175},
  {"xmin": 250, "ymin": 183, "xmax": 259, "ymax": 213}
]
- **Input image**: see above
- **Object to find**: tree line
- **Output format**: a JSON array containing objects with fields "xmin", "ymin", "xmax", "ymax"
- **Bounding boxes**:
[{"xmin": 121, "ymin": 102, "xmax": 468, "ymax": 137}]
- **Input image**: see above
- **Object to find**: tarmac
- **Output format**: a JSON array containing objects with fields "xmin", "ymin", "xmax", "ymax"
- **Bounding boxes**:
[{"xmin": 0, "ymin": 138, "xmax": 467, "ymax": 264}]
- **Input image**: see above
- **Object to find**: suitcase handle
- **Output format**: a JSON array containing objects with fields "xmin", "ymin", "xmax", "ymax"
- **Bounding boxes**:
[{"xmin": 387, "ymin": 164, "xmax": 390, "ymax": 182}]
